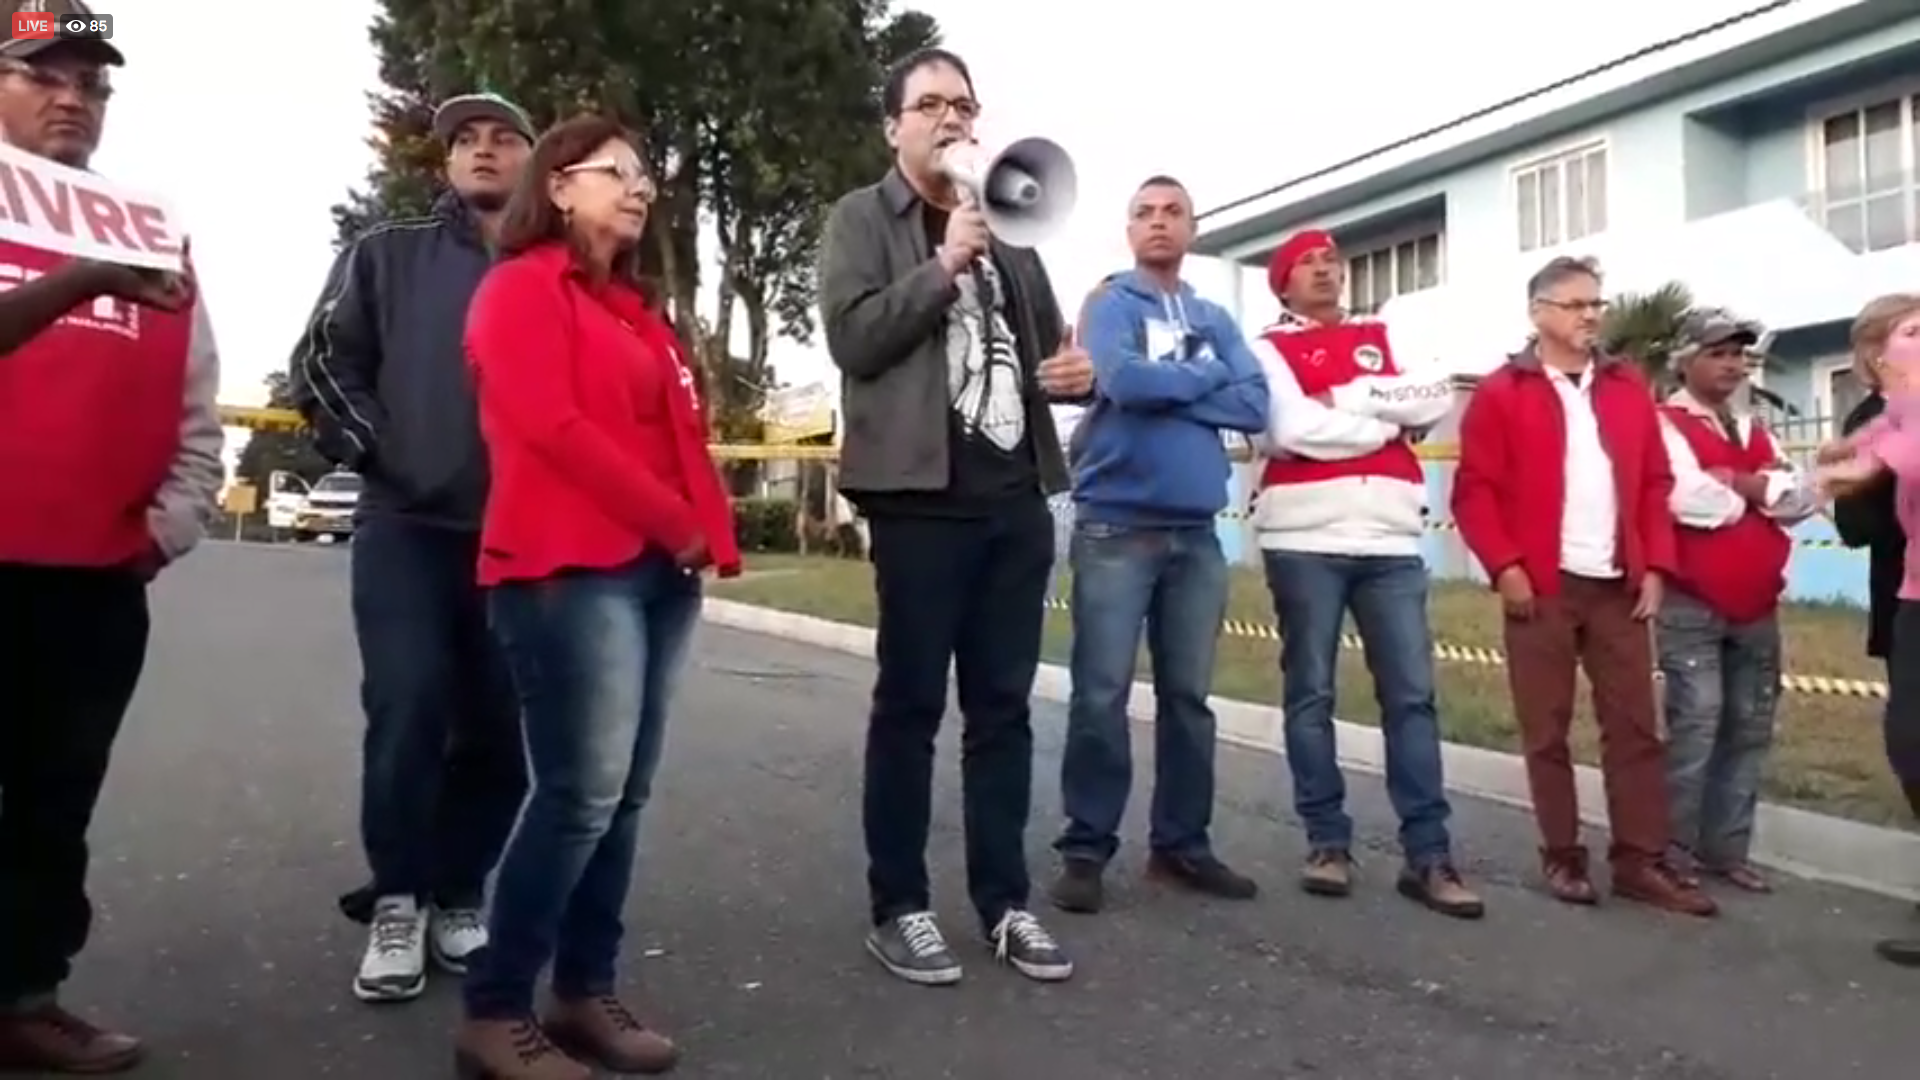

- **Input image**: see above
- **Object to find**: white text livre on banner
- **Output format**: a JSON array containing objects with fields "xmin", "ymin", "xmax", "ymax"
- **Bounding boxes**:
[{"xmin": 0, "ymin": 140, "xmax": 184, "ymax": 272}]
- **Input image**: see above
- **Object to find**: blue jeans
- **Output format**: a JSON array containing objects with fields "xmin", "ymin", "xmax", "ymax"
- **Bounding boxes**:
[
  {"xmin": 1655, "ymin": 590, "xmax": 1780, "ymax": 867},
  {"xmin": 347, "ymin": 515, "xmax": 525, "ymax": 917},
  {"xmin": 1260, "ymin": 551, "xmax": 1452, "ymax": 867},
  {"xmin": 463, "ymin": 554, "xmax": 701, "ymax": 1020},
  {"xmin": 1057, "ymin": 522, "xmax": 1227, "ymax": 865}
]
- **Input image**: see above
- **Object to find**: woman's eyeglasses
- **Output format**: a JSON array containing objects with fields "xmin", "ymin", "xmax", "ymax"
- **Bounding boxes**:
[{"xmin": 563, "ymin": 158, "xmax": 656, "ymax": 202}]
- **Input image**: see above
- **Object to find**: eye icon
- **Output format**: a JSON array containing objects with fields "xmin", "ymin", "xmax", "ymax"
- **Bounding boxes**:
[{"xmin": 61, "ymin": 16, "xmax": 86, "ymax": 33}]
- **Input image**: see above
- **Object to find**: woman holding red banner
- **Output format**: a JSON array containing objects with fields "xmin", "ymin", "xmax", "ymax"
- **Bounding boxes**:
[{"xmin": 453, "ymin": 112, "xmax": 740, "ymax": 1080}]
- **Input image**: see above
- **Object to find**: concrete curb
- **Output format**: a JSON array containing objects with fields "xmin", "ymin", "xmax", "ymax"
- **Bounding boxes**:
[{"xmin": 701, "ymin": 598, "xmax": 1920, "ymax": 903}]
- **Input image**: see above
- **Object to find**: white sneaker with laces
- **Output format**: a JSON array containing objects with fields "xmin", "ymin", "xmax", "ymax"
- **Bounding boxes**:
[
  {"xmin": 429, "ymin": 906, "xmax": 488, "ymax": 974},
  {"xmin": 353, "ymin": 895, "xmax": 429, "ymax": 1003},
  {"xmin": 989, "ymin": 908, "xmax": 1073, "ymax": 982}
]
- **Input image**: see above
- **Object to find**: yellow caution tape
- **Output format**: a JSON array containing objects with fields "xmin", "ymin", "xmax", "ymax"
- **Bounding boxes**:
[{"xmin": 1037, "ymin": 597, "xmax": 1887, "ymax": 700}]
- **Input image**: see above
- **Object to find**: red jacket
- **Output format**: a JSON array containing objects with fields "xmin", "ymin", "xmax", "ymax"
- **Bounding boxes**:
[
  {"xmin": 1450, "ymin": 347, "xmax": 1675, "ymax": 596},
  {"xmin": 464, "ymin": 243, "xmax": 740, "ymax": 586},
  {"xmin": 1660, "ymin": 407, "xmax": 1793, "ymax": 622},
  {"xmin": 0, "ymin": 241, "xmax": 195, "ymax": 567}
]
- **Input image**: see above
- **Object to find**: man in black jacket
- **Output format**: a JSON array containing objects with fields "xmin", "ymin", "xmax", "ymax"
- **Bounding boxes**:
[
  {"xmin": 819, "ymin": 48, "xmax": 1093, "ymax": 988},
  {"xmin": 288, "ymin": 92, "xmax": 535, "ymax": 1004}
]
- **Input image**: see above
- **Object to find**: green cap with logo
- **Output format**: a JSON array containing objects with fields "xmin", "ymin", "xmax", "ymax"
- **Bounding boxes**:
[{"xmin": 1, "ymin": 0, "xmax": 123, "ymax": 66}]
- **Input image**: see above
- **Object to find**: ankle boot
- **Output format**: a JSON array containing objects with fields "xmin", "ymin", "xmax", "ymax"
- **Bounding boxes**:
[
  {"xmin": 544, "ymin": 995, "xmax": 680, "ymax": 1074},
  {"xmin": 454, "ymin": 1017, "xmax": 590, "ymax": 1080}
]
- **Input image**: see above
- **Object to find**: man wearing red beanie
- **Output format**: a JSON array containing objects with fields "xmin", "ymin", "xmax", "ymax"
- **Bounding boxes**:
[{"xmin": 1249, "ymin": 229, "xmax": 1481, "ymax": 918}]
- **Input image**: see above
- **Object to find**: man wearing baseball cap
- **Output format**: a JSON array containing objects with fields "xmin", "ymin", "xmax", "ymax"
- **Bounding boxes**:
[
  {"xmin": 288, "ymin": 90, "xmax": 534, "ymax": 1006},
  {"xmin": 1654, "ymin": 309, "xmax": 1816, "ymax": 894},
  {"xmin": 0, "ymin": 2, "xmax": 226, "ymax": 1071}
]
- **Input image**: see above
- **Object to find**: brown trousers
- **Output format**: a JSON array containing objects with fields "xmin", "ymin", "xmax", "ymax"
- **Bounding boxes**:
[{"xmin": 1502, "ymin": 573, "xmax": 1669, "ymax": 869}]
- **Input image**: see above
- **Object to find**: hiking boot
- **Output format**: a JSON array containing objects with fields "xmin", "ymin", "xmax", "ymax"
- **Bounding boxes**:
[
  {"xmin": 454, "ymin": 1018, "xmax": 589, "ymax": 1080},
  {"xmin": 865, "ymin": 911, "xmax": 962, "ymax": 986},
  {"xmin": 987, "ymin": 909, "xmax": 1073, "ymax": 983},
  {"xmin": 1146, "ymin": 850, "xmax": 1258, "ymax": 900},
  {"xmin": 0, "ymin": 1003, "xmax": 144, "ymax": 1074},
  {"xmin": 354, "ymin": 894, "xmax": 428, "ymax": 1003},
  {"xmin": 1613, "ymin": 861, "xmax": 1718, "ymax": 917},
  {"xmin": 1875, "ymin": 937, "xmax": 1920, "ymax": 967},
  {"xmin": 431, "ymin": 906, "xmax": 489, "ymax": 974},
  {"xmin": 1048, "ymin": 860, "xmax": 1105, "ymax": 914},
  {"xmin": 1541, "ymin": 848, "xmax": 1598, "ymax": 905},
  {"xmin": 544, "ymin": 996, "xmax": 679, "ymax": 1075},
  {"xmin": 1300, "ymin": 849, "xmax": 1352, "ymax": 897},
  {"xmin": 1397, "ymin": 862, "xmax": 1485, "ymax": 920}
]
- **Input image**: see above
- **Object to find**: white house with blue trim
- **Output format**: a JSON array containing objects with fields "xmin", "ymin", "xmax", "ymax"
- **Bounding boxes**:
[{"xmin": 1192, "ymin": 0, "xmax": 1917, "ymax": 605}]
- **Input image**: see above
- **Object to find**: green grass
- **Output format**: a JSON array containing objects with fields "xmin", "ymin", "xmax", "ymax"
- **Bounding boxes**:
[{"xmin": 714, "ymin": 554, "xmax": 1911, "ymax": 829}]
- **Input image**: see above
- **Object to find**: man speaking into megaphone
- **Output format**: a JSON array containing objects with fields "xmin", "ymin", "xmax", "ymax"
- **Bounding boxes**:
[{"xmin": 818, "ymin": 46, "xmax": 1090, "ymax": 992}]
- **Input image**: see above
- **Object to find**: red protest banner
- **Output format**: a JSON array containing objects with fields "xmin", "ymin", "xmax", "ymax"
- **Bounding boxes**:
[{"xmin": 0, "ymin": 140, "xmax": 184, "ymax": 272}]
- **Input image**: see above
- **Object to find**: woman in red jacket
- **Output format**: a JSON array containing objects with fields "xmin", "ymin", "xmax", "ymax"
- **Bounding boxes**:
[{"xmin": 454, "ymin": 113, "xmax": 740, "ymax": 1080}]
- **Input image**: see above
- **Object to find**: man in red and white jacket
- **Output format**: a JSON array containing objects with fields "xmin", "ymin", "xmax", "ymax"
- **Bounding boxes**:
[
  {"xmin": 0, "ymin": 7, "xmax": 223, "ymax": 1071},
  {"xmin": 1655, "ymin": 310, "xmax": 1816, "ymax": 895},
  {"xmin": 1251, "ymin": 229, "xmax": 1481, "ymax": 918}
]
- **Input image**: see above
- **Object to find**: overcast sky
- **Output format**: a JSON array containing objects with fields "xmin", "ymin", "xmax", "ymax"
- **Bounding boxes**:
[{"xmin": 92, "ymin": 0, "xmax": 1769, "ymax": 433}]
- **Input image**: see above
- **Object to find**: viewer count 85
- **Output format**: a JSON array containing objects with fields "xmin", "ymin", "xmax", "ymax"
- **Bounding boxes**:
[{"xmin": 58, "ymin": 12, "xmax": 113, "ymax": 39}]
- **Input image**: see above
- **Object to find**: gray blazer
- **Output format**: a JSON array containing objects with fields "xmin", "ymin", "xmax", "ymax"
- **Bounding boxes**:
[{"xmin": 818, "ymin": 169, "xmax": 1073, "ymax": 497}]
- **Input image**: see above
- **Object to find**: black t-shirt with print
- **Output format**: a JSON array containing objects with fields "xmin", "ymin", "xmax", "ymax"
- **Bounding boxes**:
[{"xmin": 853, "ymin": 207, "xmax": 1040, "ymax": 519}]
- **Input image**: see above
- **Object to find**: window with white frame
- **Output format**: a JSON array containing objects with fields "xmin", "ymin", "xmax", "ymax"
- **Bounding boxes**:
[
  {"xmin": 1819, "ymin": 360, "xmax": 1868, "ymax": 436},
  {"xmin": 1513, "ymin": 144, "xmax": 1608, "ymax": 252},
  {"xmin": 1812, "ymin": 90, "xmax": 1920, "ymax": 253},
  {"xmin": 1344, "ymin": 231, "xmax": 1443, "ymax": 315}
]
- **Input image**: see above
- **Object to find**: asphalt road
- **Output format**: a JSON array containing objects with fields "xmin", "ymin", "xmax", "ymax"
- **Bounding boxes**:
[{"xmin": 58, "ymin": 542, "xmax": 1920, "ymax": 1079}]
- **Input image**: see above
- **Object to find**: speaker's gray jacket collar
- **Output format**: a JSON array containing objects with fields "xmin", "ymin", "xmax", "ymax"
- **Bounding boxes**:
[{"xmin": 817, "ymin": 169, "xmax": 1072, "ymax": 498}]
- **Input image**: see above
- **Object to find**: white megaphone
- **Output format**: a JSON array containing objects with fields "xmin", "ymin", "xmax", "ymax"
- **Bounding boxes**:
[{"xmin": 937, "ymin": 137, "xmax": 1078, "ymax": 248}]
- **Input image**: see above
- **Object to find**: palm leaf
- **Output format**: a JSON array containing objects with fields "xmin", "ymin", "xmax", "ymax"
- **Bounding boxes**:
[{"xmin": 1601, "ymin": 281, "xmax": 1694, "ymax": 383}]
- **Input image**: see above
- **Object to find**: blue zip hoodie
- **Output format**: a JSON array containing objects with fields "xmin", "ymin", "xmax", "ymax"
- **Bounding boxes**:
[{"xmin": 1073, "ymin": 270, "xmax": 1271, "ymax": 525}]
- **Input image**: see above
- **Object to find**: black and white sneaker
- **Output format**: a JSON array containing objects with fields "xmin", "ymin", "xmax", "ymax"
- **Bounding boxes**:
[
  {"xmin": 988, "ymin": 909, "xmax": 1073, "ymax": 982},
  {"xmin": 865, "ymin": 911, "xmax": 963, "ymax": 986},
  {"xmin": 353, "ymin": 895, "xmax": 428, "ymax": 1003}
]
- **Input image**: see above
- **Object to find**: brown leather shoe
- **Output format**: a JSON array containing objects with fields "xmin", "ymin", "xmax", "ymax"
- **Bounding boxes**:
[
  {"xmin": 1612, "ymin": 862, "xmax": 1718, "ymax": 917},
  {"xmin": 0, "ymin": 1004, "xmax": 145, "ymax": 1074},
  {"xmin": 1540, "ymin": 849, "xmax": 1598, "ymax": 906},
  {"xmin": 543, "ymin": 995, "xmax": 679, "ymax": 1075},
  {"xmin": 1397, "ymin": 863, "xmax": 1486, "ymax": 920},
  {"xmin": 453, "ymin": 1018, "xmax": 590, "ymax": 1080},
  {"xmin": 1300, "ymin": 849, "xmax": 1352, "ymax": 897},
  {"xmin": 1703, "ymin": 862, "xmax": 1771, "ymax": 894}
]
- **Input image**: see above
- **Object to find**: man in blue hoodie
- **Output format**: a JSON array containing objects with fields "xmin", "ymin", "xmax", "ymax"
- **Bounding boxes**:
[{"xmin": 1049, "ymin": 176, "xmax": 1270, "ymax": 913}]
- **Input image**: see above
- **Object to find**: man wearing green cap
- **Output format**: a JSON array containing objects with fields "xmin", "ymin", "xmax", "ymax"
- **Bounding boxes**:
[{"xmin": 288, "ymin": 90, "xmax": 537, "ymax": 1006}]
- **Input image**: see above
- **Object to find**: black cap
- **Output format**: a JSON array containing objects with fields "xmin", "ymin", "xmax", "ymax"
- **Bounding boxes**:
[
  {"xmin": 1, "ymin": 1, "xmax": 123, "ymax": 66},
  {"xmin": 430, "ymin": 93, "xmax": 535, "ymax": 146},
  {"xmin": 1675, "ymin": 309, "xmax": 1762, "ymax": 359}
]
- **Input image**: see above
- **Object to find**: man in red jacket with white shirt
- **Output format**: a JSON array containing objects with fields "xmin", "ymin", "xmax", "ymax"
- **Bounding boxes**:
[
  {"xmin": 0, "ymin": 5, "xmax": 225, "ymax": 1069},
  {"xmin": 1451, "ymin": 256, "xmax": 1713, "ymax": 917},
  {"xmin": 1655, "ymin": 310, "xmax": 1815, "ymax": 894}
]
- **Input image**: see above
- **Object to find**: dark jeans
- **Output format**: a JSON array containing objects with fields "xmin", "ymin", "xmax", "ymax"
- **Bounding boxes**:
[
  {"xmin": 463, "ymin": 554, "xmax": 701, "ymax": 1019},
  {"xmin": 864, "ymin": 498, "xmax": 1053, "ymax": 930},
  {"xmin": 1261, "ymin": 551, "xmax": 1452, "ymax": 867},
  {"xmin": 1057, "ymin": 522, "xmax": 1227, "ymax": 865},
  {"xmin": 346, "ymin": 515, "xmax": 524, "ymax": 918},
  {"xmin": 0, "ymin": 565, "xmax": 149, "ymax": 1006},
  {"xmin": 1888, "ymin": 601, "xmax": 1920, "ymax": 800},
  {"xmin": 1655, "ymin": 590, "xmax": 1780, "ymax": 867}
]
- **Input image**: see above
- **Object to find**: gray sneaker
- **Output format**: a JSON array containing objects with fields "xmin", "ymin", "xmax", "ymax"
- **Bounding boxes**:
[
  {"xmin": 988, "ymin": 909, "xmax": 1073, "ymax": 982},
  {"xmin": 865, "ymin": 911, "xmax": 962, "ymax": 986}
]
